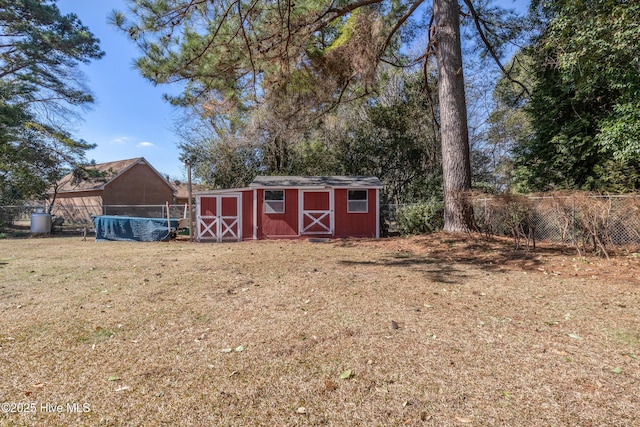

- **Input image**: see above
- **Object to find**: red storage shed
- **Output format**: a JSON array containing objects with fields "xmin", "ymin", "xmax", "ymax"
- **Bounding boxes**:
[{"xmin": 195, "ymin": 176, "xmax": 383, "ymax": 242}]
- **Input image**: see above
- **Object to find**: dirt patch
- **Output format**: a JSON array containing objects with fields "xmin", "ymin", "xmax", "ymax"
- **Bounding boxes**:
[{"xmin": 0, "ymin": 233, "xmax": 638, "ymax": 426}]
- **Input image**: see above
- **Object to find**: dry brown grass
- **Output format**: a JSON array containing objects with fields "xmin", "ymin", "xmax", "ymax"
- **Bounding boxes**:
[{"xmin": 0, "ymin": 233, "xmax": 639, "ymax": 426}]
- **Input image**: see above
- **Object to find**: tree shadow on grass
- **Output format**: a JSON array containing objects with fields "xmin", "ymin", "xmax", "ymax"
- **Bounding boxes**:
[
  {"xmin": 335, "ymin": 233, "xmax": 573, "ymax": 282},
  {"xmin": 339, "ymin": 253, "xmax": 467, "ymax": 284}
]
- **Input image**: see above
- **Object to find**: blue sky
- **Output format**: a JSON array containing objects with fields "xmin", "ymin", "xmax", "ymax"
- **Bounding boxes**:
[{"xmin": 56, "ymin": 0, "xmax": 186, "ymax": 180}]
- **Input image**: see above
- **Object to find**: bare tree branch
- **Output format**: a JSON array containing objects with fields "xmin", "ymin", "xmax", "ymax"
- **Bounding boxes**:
[
  {"xmin": 461, "ymin": 0, "xmax": 531, "ymax": 97},
  {"xmin": 379, "ymin": 0, "xmax": 425, "ymax": 57},
  {"xmin": 237, "ymin": 0, "xmax": 261, "ymax": 101}
]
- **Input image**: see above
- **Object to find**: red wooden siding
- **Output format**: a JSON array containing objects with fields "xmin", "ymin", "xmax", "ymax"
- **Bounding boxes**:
[
  {"xmin": 257, "ymin": 188, "xmax": 298, "ymax": 238},
  {"xmin": 200, "ymin": 196, "xmax": 217, "ymax": 216},
  {"xmin": 241, "ymin": 190, "xmax": 254, "ymax": 240},
  {"xmin": 334, "ymin": 188, "xmax": 377, "ymax": 238},
  {"xmin": 221, "ymin": 196, "xmax": 237, "ymax": 215},
  {"xmin": 303, "ymin": 191, "xmax": 329, "ymax": 210}
]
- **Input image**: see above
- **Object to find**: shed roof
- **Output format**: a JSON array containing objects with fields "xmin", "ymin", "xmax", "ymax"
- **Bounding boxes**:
[{"xmin": 249, "ymin": 176, "xmax": 383, "ymax": 189}]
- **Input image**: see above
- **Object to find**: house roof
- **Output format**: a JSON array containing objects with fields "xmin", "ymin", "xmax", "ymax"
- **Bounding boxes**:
[
  {"xmin": 54, "ymin": 157, "xmax": 175, "ymax": 194},
  {"xmin": 249, "ymin": 175, "xmax": 383, "ymax": 189},
  {"xmin": 174, "ymin": 182, "xmax": 207, "ymax": 200}
]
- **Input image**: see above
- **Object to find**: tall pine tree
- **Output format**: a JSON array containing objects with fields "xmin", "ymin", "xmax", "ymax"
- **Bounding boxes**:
[{"xmin": 0, "ymin": 0, "xmax": 103, "ymax": 204}]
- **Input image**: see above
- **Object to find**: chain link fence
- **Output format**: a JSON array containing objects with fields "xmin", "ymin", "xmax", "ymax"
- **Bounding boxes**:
[
  {"xmin": 0, "ymin": 203, "xmax": 191, "ymax": 229},
  {"xmin": 386, "ymin": 194, "xmax": 640, "ymax": 253},
  {"xmin": 473, "ymin": 194, "xmax": 640, "ymax": 252},
  {"xmin": 5, "ymin": 195, "xmax": 640, "ymax": 252},
  {"xmin": 100, "ymin": 204, "xmax": 190, "ymax": 220},
  {"xmin": 0, "ymin": 205, "xmax": 40, "ymax": 228}
]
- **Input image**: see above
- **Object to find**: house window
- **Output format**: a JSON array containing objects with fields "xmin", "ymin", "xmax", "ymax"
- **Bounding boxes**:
[
  {"xmin": 264, "ymin": 190, "xmax": 285, "ymax": 214},
  {"xmin": 348, "ymin": 190, "xmax": 368, "ymax": 213}
]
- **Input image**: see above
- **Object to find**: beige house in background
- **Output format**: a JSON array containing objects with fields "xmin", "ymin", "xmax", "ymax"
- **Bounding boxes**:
[
  {"xmin": 173, "ymin": 181, "xmax": 206, "ymax": 206},
  {"xmin": 49, "ymin": 157, "xmax": 176, "ymax": 223}
]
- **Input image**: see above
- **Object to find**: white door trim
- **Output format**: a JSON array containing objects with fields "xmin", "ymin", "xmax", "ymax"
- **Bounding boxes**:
[{"xmin": 299, "ymin": 189, "xmax": 334, "ymax": 236}]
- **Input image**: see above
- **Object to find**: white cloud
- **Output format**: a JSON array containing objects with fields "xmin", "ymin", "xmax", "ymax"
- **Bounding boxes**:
[
  {"xmin": 111, "ymin": 136, "xmax": 130, "ymax": 144},
  {"xmin": 136, "ymin": 141, "xmax": 154, "ymax": 148}
]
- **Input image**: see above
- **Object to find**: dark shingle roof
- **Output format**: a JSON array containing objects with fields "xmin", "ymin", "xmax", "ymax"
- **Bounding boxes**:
[{"xmin": 249, "ymin": 176, "xmax": 383, "ymax": 188}]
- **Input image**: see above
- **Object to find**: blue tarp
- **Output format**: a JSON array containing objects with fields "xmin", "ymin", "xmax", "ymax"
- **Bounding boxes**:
[{"xmin": 94, "ymin": 215, "xmax": 179, "ymax": 242}]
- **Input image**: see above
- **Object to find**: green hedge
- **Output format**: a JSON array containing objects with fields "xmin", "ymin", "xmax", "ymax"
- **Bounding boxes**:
[{"xmin": 396, "ymin": 199, "xmax": 443, "ymax": 235}]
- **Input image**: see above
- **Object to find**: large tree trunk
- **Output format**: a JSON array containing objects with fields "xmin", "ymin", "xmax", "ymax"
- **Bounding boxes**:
[{"xmin": 433, "ymin": 0, "xmax": 475, "ymax": 232}]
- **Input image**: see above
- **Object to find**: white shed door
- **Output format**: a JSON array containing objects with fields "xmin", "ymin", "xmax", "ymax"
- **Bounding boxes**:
[{"xmin": 197, "ymin": 194, "xmax": 241, "ymax": 242}]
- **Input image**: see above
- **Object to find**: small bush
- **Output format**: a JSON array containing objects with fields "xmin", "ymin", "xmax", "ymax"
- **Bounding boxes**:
[
  {"xmin": 396, "ymin": 199, "xmax": 443, "ymax": 235},
  {"xmin": 479, "ymin": 193, "xmax": 535, "ymax": 250}
]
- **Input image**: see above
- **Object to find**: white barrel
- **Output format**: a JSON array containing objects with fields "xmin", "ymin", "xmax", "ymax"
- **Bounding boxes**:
[{"xmin": 30, "ymin": 210, "xmax": 52, "ymax": 234}]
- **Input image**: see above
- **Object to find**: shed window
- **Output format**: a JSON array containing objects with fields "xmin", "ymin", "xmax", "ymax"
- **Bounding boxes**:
[
  {"xmin": 264, "ymin": 190, "xmax": 285, "ymax": 214},
  {"xmin": 348, "ymin": 190, "xmax": 368, "ymax": 213}
]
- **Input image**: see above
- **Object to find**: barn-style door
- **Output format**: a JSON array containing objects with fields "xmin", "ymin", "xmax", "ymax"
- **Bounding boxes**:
[
  {"xmin": 197, "ymin": 194, "xmax": 241, "ymax": 242},
  {"xmin": 299, "ymin": 190, "xmax": 333, "ymax": 236}
]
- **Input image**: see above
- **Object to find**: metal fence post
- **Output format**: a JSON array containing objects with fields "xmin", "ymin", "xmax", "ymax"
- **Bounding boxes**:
[{"xmin": 571, "ymin": 195, "xmax": 576, "ymax": 245}]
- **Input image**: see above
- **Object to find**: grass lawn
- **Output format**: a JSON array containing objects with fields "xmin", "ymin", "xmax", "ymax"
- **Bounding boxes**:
[{"xmin": 0, "ymin": 233, "xmax": 638, "ymax": 426}]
